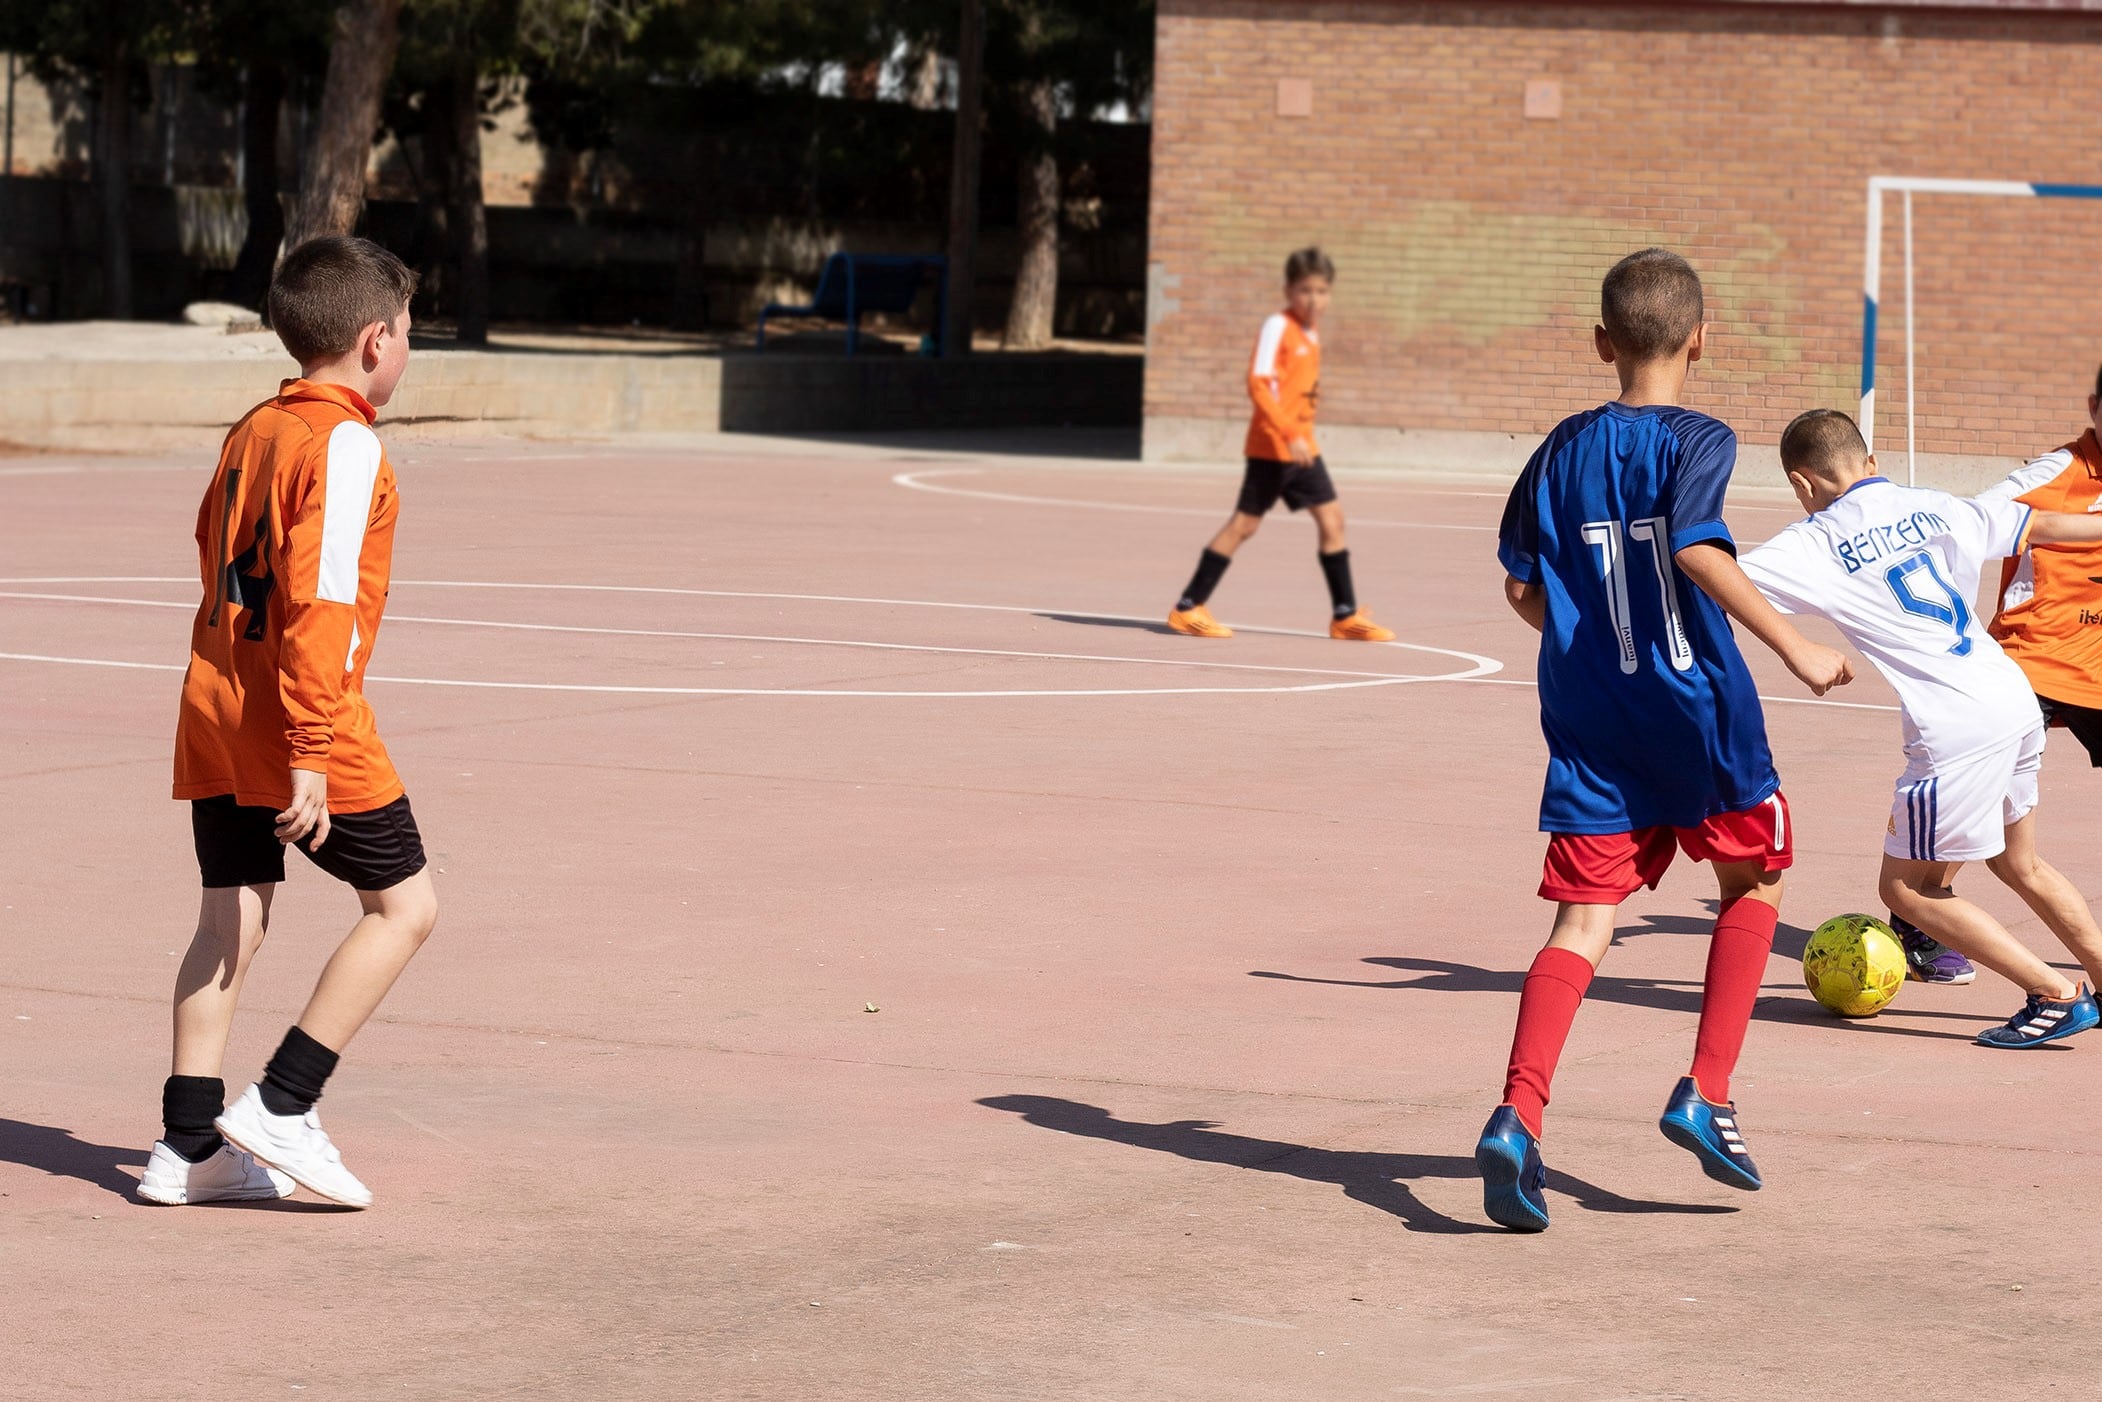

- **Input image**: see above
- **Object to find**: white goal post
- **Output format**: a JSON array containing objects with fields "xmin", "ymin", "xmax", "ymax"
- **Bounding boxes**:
[{"xmin": 1860, "ymin": 176, "xmax": 2102, "ymax": 483}]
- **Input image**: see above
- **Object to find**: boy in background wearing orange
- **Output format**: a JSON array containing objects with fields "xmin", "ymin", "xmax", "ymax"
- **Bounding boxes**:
[
  {"xmin": 1167, "ymin": 248, "xmax": 1395, "ymax": 642},
  {"xmin": 1888, "ymin": 368, "xmax": 2102, "ymax": 985},
  {"xmin": 140, "ymin": 236, "xmax": 440, "ymax": 1210}
]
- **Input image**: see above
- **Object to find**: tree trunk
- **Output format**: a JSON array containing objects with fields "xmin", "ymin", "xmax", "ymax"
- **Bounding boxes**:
[
  {"xmin": 942, "ymin": 0, "xmax": 986, "ymax": 357},
  {"xmin": 96, "ymin": 37, "xmax": 133, "ymax": 318},
  {"xmin": 228, "ymin": 64, "xmax": 286, "ymax": 309},
  {"xmin": 285, "ymin": 0, "xmax": 404, "ymax": 247},
  {"xmin": 1003, "ymin": 79, "xmax": 1059, "ymax": 350},
  {"xmin": 450, "ymin": 48, "xmax": 488, "ymax": 344},
  {"xmin": 416, "ymin": 71, "xmax": 457, "ymax": 312}
]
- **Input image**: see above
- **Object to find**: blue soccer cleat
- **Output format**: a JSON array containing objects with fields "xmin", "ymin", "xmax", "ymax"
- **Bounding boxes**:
[
  {"xmin": 1658, "ymin": 1077, "xmax": 1762, "ymax": 1191},
  {"xmin": 1976, "ymin": 984, "xmax": 2100, "ymax": 1048},
  {"xmin": 1474, "ymin": 1105, "xmax": 1550, "ymax": 1232}
]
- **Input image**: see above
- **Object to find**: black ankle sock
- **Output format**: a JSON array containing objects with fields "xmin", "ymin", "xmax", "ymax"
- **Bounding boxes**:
[
  {"xmin": 162, "ymin": 1075, "xmax": 226, "ymax": 1163},
  {"xmin": 1320, "ymin": 548, "xmax": 1356, "ymax": 619},
  {"xmin": 1177, "ymin": 548, "xmax": 1232, "ymax": 611},
  {"xmin": 259, "ymin": 1026, "xmax": 340, "ymax": 1118}
]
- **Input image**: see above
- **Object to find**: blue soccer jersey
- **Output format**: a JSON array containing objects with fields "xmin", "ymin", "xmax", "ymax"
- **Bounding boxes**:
[{"xmin": 1498, "ymin": 402, "xmax": 1778, "ymax": 834}]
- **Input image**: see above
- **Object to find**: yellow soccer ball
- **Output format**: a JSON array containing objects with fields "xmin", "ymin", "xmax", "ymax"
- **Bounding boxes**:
[{"xmin": 1802, "ymin": 913, "xmax": 1907, "ymax": 1018}]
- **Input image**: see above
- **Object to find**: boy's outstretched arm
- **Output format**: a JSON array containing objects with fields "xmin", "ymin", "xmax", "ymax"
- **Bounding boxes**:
[
  {"xmin": 2024, "ymin": 512, "xmax": 2102, "ymax": 547},
  {"xmin": 1504, "ymin": 575, "xmax": 1546, "ymax": 633},
  {"xmin": 1676, "ymin": 543, "xmax": 1854, "ymax": 695}
]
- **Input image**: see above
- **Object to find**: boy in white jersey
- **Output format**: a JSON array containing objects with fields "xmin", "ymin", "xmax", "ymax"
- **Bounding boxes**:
[{"xmin": 1740, "ymin": 410, "xmax": 2102, "ymax": 1047}]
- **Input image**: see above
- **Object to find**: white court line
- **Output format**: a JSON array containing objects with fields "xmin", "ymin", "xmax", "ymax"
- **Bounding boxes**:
[
  {"xmin": 1461, "ymin": 674, "xmax": 1896, "ymax": 714},
  {"xmin": 892, "ymin": 468, "xmax": 1497, "ymax": 532},
  {"xmin": 0, "ymin": 576, "xmax": 1491, "ymax": 650},
  {"xmin": 0, "ymin": 577, "xmax": 1501, "ymax": 697},
  {"xmin": 0, "ymin": 575, "xmax": 1896, "ymax": 711},
  {"xmin": 0, "ymin": 590, "xmax": 1458, "ymax": 683},
  {"xmin": 0, "ymin": 651, "xmax": 1485, "ymax": 699}
]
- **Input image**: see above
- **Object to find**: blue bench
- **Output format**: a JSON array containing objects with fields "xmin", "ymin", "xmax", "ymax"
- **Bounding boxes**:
[{"xmin": 756, "ymin": 253, "xmax": 949, "ymax": 356}]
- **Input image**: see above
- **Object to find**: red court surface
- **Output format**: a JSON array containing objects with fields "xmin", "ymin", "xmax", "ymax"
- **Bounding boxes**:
[{"xmin": 4, "ymin": 438, "xmax": 2100, "ymax": 1399}]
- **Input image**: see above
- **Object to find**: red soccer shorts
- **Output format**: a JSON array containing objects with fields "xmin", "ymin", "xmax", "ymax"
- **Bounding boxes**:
[{"xmin": 1539, "ymin": 791, "xmax": 1793, "ymax": 904}]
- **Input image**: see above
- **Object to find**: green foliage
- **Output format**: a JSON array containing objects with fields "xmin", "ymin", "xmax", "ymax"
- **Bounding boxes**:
[
  {"xmin": 0, "ymin": 0, "xmax": 183, "ymax": 93},
  {"xmin": 175, "ymin": 0, "xmax": 335, "ymax": 100}
]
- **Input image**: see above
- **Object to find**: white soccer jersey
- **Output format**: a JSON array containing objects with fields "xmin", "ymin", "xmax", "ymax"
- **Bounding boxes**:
[{"xmin": 1739, "ymin": 477, "xmax": 2037, "ymax": 764}]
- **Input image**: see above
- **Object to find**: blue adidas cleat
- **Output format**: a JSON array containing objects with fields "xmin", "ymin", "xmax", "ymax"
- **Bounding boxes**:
[
  {"xmin": 1976, "ymin": 984, "xmax": 2100, "ymax": 1048},
  {"xmin": 1658, "ymin": 1077, "xmax": 1762, "ymax": 1191},
  {"xmin": 1474, "ymin": 1105, "xmax": 1550, "ymax": 1232}
]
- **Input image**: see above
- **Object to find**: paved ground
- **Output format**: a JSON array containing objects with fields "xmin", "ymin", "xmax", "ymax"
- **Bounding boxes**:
[{"xmin": 2, "ymin": 439, "xmax": 2097, "ymax": 1399}]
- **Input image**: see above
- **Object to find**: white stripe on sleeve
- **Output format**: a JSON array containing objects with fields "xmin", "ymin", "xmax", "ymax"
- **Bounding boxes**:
[
  {"xmin": 1251, "ymin": 313, "xmax": 1288, "ymax": 384},
  {"xmin": 318, "ymin": 421, "xmax": 383, "ymax": 605},
  {"xmin": 1975, "ymin": 448, "xmax": 2072, "ymax": 505}
]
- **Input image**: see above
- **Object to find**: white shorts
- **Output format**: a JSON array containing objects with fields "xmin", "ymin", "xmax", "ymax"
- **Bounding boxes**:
[{"xmin": 1885, "ymin": 724, "xmax": 2045, "ymax": 865}]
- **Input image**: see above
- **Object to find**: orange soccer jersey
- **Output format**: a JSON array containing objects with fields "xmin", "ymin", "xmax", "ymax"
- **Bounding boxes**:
[
  {"xmin": 173, "ymin": 379, "xmax": 405, "ymax": 814},
  {"xmin": 1243, "ymin": 311, "xmax": 1320, "ymax": 462},
  {"xmin": 1991, "ymin": 428, "xmax": 2102, "ymax": 710}
]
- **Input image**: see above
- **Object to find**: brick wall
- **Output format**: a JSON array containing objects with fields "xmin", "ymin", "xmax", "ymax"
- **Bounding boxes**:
[{"xmin": 1146, "ymin": 1, "xmax": 2102, "ymax": 467}]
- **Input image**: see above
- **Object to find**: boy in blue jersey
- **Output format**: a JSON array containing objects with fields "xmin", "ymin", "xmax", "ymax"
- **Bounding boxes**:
[{"xmin": 1474, "ymin": 249, "xmax": 1854, "ymax": 1232}]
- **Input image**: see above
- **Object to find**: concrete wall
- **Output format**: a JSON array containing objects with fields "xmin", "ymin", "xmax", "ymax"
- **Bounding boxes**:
[
  {"xmin": 0, "ymin": 340, "xmax": 1142, "ymax": 453},
  {"xmin": 1145, "ymin": 1, "xmax": 2102, "ymax": 480}
]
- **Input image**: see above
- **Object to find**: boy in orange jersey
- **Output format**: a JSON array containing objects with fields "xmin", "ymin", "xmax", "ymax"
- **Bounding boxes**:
[
  {"xmin": 1983, "ymin": 367, "xmax": 2102, "ymax": 756},
  {"xmin": 1167, "ymin": 247, "xmax": 1394, "ymax": 641},
  {"xmin": 1875, "ymin": 368, "xmax": 2102, "ymax": 987},
  {"xmin": 139, "ymin": 236, "xmax": 438, "ymax": 1209}
]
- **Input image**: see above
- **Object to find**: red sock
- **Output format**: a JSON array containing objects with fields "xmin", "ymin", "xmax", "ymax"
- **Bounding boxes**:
[
  {"xmin": 1690, "ymin": 895, "xmax": 1779, "ymax": 1104},
  {"xmin": 1501, "ymin": 946, "xmax": 1595, "ymax": 1137}
]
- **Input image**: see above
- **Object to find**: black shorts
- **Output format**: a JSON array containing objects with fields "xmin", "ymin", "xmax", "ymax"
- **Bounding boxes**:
[
  {"xmin": 192, "ymin": 794, "xmax": 429, "ymax": 892},
  {"xmin": 1236, "ymin": 456, "xmax": 1338, "ymax": 516},
  {"xmin": 2039, "ymin": 694, "xmax": 2102, "ymax": 767}
]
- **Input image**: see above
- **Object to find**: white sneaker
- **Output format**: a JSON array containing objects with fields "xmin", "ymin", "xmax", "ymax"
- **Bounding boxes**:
[
  {"xmin": 137, "ymin": 1139, "xmax": 294, "ymax": 1205},
  {"xmin": 215, "ymin": 1083, "xmax": 373, "ymax": 1208}
]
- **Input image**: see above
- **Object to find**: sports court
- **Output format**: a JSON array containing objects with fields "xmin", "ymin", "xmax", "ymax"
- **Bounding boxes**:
[{"xmin": 6, "ymin": 436, "xmax": 2099, "ymax": 1398}]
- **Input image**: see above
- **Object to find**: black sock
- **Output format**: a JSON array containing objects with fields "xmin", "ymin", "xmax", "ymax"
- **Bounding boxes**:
[
  {"xmin": 259, "ymin": 1025, "xmax": 341, "ymax": 1118},
  {"xmin": 1320, "ymin": 549, "xmax": 1356, "ymax": 619},
  {"xmin": 1177, "ymin": 548, "xmax": 1232, "ymax": 611},
  {"xmin": 162, "ymin": 1075, "xmax": 226, "ymax": 1163}
]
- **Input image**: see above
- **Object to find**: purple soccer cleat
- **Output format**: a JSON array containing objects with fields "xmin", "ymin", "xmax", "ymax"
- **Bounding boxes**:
[{"xmin": 1888, "ymin": 913, "xmax": 1976, "ymax": 985}]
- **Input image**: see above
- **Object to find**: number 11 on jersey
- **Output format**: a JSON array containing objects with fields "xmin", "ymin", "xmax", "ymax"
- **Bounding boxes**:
[{"xmin": 1582, "ymin": 517, "xmax": 1694, "ymax": 676}]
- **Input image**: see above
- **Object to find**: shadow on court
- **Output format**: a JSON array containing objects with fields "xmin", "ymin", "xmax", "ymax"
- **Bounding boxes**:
[
  {"xmin": 1250, "ymin": 932, "xmax": 2002, "ymax": 1044},
  {"xmin": 0, "ymin": 1119, "xmax": 147, "ymax": 1197},
  {"xmin": 1034, "ymin": 612, "xmax": 1179, "ymax": 636},
  {"xmin": 0, "ymin": 1119, "xmax": 360, "ymax": 1209},
  {"xmin": 978, "ymin": 1095, "xmax": 1735, "ymax": 1236}
]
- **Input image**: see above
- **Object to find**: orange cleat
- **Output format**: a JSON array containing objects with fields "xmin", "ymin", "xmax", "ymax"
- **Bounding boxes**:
[
  {"xmin": 1329, "ymin": 610, "xmax": 1395, "ymax": 642},
  {"xmin": 1167, "ymin": 605, "xmax": 1234, "ymax": 638}
]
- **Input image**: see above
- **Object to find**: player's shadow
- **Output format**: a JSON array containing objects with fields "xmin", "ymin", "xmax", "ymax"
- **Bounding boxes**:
[
  {"xmin": 1034, "ymin": 612, "xmax": 1178, "ymax": 636},
  {"xmin": 1251, "ymin": 906, "xmax": 1992, "ymax": 1043},
  {"xmin": 978, "ymin": 1095, "xmax": 1735, "ymax": 1235},
  {"xmin": 0, "ymin": 1119, "xmax": 147, "ymax": 1197},
  {"xmin": 0, "ymin": 1118, "xmax": 355, "ymax": 1210}
]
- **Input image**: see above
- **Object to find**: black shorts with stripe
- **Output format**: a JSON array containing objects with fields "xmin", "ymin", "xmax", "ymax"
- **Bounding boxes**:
[{"xmin": 191, "ymin": 793, "xmax": 428, "ymax": 892}]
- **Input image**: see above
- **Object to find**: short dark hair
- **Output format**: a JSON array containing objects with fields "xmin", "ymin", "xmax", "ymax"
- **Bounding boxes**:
[
  {"xmin": 1600, "ymin": 248, "xmax": 1703, "ymax": 363},
  {"xmin": 1284, "ymin": 247, "xmax": 1335, "ymax": 285},
  {"xmin": 1779, "ymin": 408, "xmax": 1870, "ymax": 478},
  {"xmin": 268, "ymin": 236, "xmax": 418, "ymax": 365},
  {"xmin": 2092, "ymin": 359, "xmax": 2101, "ymax": 402}
]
